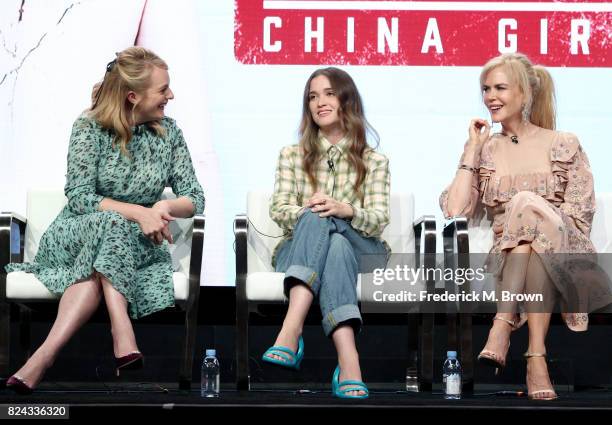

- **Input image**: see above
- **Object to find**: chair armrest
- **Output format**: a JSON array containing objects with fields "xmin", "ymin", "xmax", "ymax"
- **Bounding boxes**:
[
  {"xmin": 185, "ymin": 214, "xmax": 205, "ymax": 308},
  {"xmin": 442, "ymin": 216, "xmax": 470, "ymax": 255},
  {"xmin": 413, "ymin": 215, "xmax": 436, "ymax": 256},
  {"xmin": 413, "ymin": 215, "xmax": 436, "ymax": 285},
  {"xmin": 0, "ymin": 212, "xmax": 27, "ymax": 301},
  {"xmin": 234, "ymin": 214, "xmax": 248, "ymax": 303},
  {"xmin": 234, "ymin": 214, "xmax": 250, "ymax": 390},
  {"xmin": 443, "ymin": 216, "xmax": 472, "ymax": 311}
]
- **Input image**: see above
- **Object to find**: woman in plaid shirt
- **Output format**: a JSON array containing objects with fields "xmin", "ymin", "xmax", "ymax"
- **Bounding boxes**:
[{"xmin": 262, "ymin": 68, "xmax": 390, "ymax": 399}]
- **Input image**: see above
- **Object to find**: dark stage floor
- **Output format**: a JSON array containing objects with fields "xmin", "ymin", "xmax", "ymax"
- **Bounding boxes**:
[{"xmin": 2, "ymin": 383, "xmax": 611, "ymax": 419}]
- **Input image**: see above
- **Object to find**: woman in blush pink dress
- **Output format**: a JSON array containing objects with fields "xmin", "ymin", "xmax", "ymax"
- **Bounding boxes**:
[{"xmin": 440, "ymin": 53, "xmax": 612, "ymax": 400}]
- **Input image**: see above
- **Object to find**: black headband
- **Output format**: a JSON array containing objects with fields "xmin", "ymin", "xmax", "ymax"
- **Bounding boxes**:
[{"xmin": 106, "ymin": 59, "xmax": 117, "ymax": 73}]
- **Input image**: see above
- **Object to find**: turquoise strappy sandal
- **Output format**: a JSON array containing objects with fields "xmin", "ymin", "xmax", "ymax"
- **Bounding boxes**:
[
  {"xmin": 332, "ymin": 365, "xmax": 369, "ymax": 399},
  {"xmin": 261, "ymin": 336, "xmax": 304, "ymax": 370}
]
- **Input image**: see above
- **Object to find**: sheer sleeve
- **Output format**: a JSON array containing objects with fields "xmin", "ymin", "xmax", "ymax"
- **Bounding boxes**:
[
  {"xmin": 64, "ymin": 115, "xmax": 104, "ymax": 215},
  {"xmin": 166, "ymin": 119, "xmax": 205, "ymax": 215},
  {"xmin": 551, "ymin": 132, "xmax": 595, "ymax": 237},
  {"xmin": 440, "ymin": 141, "xmax": 494, "ymax": 219}
]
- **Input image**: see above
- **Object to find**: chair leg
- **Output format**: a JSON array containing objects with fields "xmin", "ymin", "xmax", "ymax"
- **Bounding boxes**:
[
  {"xmin": 179, "ymin": 302, "xmax": 198, "ymax": 390},
  {"xmin": 19, "ymin": 306, "xmax": 31, "ymax": 362},
  {"xmin": 447, "ymin": 312, "xmax": 458, "ymax": 351},
  {"xmin": 0, "ymin": 301, "xmax": 10, "ymax": 386},
  {"xmin": 406, "ymin": 314, "xmax": 419, "ymax": 391},
  {"xmin": 236, "ymin": 306, "xmax": 250, "ymax": 391},
  {"xmin": 421, "ymin": 313, "xmax": 434, "ymax": 391},
  {"xmin": 459, "ymin": 313, "xmax": 474, "ymax": 393}
]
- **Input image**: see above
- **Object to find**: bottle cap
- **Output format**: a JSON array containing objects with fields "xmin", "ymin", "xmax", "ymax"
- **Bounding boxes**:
[
  {"xmin": 447, "ymin": 351, "xmax": 457, "ymax": 358},
  {"xmin": 206, "ymin": 349, "xmax": 216, "ymax": 357}
]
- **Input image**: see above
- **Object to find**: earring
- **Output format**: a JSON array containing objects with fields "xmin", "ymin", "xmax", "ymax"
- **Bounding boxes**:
[{"xmin": 521, "ymin": 102, "xmax": 531, "ymax": 123}]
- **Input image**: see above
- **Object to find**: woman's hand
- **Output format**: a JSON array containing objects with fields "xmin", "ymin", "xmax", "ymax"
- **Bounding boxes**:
[
  {"xmin": 137, "ymin": 201, "xmax": 176, "ymax": 245},
  {"xmin": 306, "ymin": 192, "xmax": 353, "ymax": 219},
  {"xmin": 467, "ymin": 118, "xmax": 491, "ymax": 152}
]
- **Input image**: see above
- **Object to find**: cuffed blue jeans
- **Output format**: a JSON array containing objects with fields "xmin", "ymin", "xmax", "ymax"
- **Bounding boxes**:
[{"xmin": 275, "ymin": 210, "xmax": 388, "ymax": 337}]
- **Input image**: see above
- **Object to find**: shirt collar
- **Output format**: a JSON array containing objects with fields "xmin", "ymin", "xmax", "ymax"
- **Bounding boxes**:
[{"xmin": 318, "ymin": 131, "xmax": 349, "ymax": 157}]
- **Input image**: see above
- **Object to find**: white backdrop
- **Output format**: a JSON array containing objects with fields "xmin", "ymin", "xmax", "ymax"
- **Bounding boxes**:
[{"xmin": 2, "ymin": 0, "xmax": 611, "ymax": 285}]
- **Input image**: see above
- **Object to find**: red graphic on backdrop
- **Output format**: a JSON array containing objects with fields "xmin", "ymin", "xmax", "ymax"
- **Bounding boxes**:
[{"xmin": 234, "ymin": 0, "xmax": 612, "ymax": 66}]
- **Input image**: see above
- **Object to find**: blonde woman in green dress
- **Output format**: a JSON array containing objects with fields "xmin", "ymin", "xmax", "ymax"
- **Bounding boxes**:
[{"xmin": 5, "ymin": 47, "xmax": 205, "ymax": 394}]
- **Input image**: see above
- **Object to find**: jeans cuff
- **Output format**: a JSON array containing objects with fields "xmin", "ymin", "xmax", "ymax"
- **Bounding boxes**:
[
  {"xmin": 284, "ymin": 265, "xmax": 319, "ymax": 296},
  {"xmin": 322, "ymin": 304, "xmax": 362, "ymax": 337}
]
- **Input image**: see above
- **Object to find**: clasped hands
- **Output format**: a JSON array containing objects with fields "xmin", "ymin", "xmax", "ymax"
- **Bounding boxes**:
[
  {"xmin": 305, "ymin": 192, "xmax": 353, "ymax": 219},
  {"xmin": 136, "ymin": 200, "xmax": 176, "ymax": 245}
]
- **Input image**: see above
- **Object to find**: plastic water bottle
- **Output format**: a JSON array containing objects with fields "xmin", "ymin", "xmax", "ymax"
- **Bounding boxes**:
[
  {"xmin": 405, "ymin": 351, "xmax": 419, "ymax": 392},
  {"xmin": 201, "ymin": 349, "xmax": 220, "ymax": 397},
  {"xmin": 443, "ymin": 351, "xmax": 462, "ymax": 399}
]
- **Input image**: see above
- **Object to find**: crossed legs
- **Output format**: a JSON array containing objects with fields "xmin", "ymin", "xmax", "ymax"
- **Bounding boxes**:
[
  {"xmin": 10, "ymin": 271, "xmax": 138, "ymax": 389},
  {"xmin": 264, "ymin": 212, "xmax": 381, "ymax": 397},
  {"xmin": 479, "ymin": 243, "xmax": 558, "ymax": 399},
  {"xmin": 267, "ymin": 283, "xmax": 365, "ymax": 397},
  {"xmin": 479, "ymin": 244, "xmax": 531, "ymax": 368},
  {"xmin": 99, "ymin": 273, "xmax": 139, "ymax": 357}
]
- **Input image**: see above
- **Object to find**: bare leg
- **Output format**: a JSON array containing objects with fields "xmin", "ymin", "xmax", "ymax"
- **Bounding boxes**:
[
  {"xmin": 524, "ymin": 251, "xmax": 557, "ymax": 399},
  {"xmin": 331, "ymin": 324, "xmax": 365, "ymax": 397},
  {"xmin": 11, "ymin": 278, "xmax": 103, "ymax": 388},
  {"xmin": 524, "ymin": 249, "xmax": 558, "ymax": 314},
  {"xmin": 480, "ymin": 244, "xmax": 531, "ymax": 364},
  {"xmin": 266, "ymin": 283, "xmax": 313, "ymax": 362},
  {"xmin": 98, "ymin": 273, "xmax": 139, "ymax": 357},
  {"xmin": 525, "ymin": 313, "xmax": 555, "ymax": 399}
]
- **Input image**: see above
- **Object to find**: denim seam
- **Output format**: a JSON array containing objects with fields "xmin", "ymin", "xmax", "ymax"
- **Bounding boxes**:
[
  {"xmin": 307, "ymin": 271, "xmax": 317, "ymax": 287},
  {"xmin": 327, "ymin": 312, "xmax": 337, "ymax": 329},
  {"xmin": 311, "ymin": 217, "xmax": 328, "ymax": 271},
  {"xmin": 322, "ymin": 304, "xmax": 362, "ymax": 336}
]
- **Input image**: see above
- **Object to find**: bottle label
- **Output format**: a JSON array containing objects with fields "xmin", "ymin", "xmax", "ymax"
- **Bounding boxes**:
[{"xmin": 446, "ymin": 374, "xmax": 461, "ymax": 395}]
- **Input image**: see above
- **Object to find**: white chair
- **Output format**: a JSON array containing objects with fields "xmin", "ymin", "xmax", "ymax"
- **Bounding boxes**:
[
  {"xmin": 0, "ymin": 188, "xmax": 205, "ymax": 389},
  {"xmin": 442, "ymin": 193, "xmax": 612, "ymax": 392},
  {"xmin": 234, "ymin": 191, "xmax": 437, "ymax": 390}
]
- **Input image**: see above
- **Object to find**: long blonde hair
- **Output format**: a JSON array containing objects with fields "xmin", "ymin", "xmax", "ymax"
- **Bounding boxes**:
[
  {"xmin": 480, "ymin": 53, "xmax": 556, "ymax": 130},
  {"xmin": 299, "ymin": 67, "xmax": 379, "ymax": 200},
  {"xmin": 89, "ymin": 47, "xmax": 168, "ymax": 157}
]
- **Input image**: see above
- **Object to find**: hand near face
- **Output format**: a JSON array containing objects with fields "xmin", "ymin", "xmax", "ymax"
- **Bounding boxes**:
[
  {"xmin": 306, "ymin": 192, "xmax": 353, "ymax": 219},
  {"xmin": 467, "ymin": 118, "xmax": 491, "ymax": 151}
]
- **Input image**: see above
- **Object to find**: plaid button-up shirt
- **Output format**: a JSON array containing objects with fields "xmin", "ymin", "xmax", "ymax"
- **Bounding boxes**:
[{"xmin": 270, "ymin": 135, "xmax": 391, "ymax": 259}]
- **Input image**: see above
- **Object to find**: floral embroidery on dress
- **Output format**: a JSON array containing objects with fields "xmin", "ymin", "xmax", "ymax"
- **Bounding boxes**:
[{"xmin": 440, "ymin": 132, "xmax": 612, "ymax": 331}]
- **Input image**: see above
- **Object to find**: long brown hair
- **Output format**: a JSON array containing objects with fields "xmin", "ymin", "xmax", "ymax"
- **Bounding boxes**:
[
  {"xmin": 299, "ymin": 67, "xmax": 379, "ymax": 199},
  {"xmin": 480, "ymin": 53, "xmax": 556, "ymax": 130},
  {"xmin": 89, "ymin": 47, "xmax": 168, "ymax": 157}
]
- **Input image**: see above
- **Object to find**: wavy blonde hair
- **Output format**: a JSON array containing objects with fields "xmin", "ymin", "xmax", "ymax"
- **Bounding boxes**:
[
  {"xmin": 480, "ymin": 53, "xmax": 556, "ymax": 130},
  {"xmin": 299, "ymin": 67, "xmax": 379, "ymax": 200},
  {"xmin": 89, "ymin": 47, "xmax": 168, "ymax": 157}
]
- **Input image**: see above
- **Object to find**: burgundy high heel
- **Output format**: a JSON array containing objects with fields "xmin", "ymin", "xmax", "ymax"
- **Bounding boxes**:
[
  {"xmin": 115, "ymin": 351, "xmax": 144, "ymax": 376},
  {"xmin": 6, "ymin": 375, "xmax": 34, "ymax": 395}
]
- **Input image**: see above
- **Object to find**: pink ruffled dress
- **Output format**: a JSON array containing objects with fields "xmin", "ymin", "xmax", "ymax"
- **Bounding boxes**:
[{"xmin": 441, "ymin": 131, "xmax": 612, "ymax": 331}]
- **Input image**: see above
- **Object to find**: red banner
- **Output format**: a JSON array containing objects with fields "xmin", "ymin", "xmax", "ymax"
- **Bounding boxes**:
[{"xmin": 234, "ymin": 0, "xmax": 612, "ymax": 66}]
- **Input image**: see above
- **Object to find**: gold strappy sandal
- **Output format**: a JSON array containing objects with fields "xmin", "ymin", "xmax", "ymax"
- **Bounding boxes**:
[
  {"xmin": 477, "ymin": 316, "xmax": 516, "ymax": 375},
  {"xmin": 524, "ymin": 352, "xmax": 558, "ymax": 400}
]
